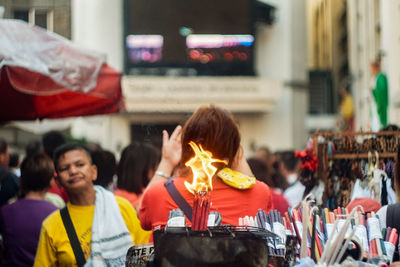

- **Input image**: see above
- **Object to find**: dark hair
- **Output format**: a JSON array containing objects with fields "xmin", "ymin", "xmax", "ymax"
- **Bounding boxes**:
[
  {"xmin": 26, "ymin": 140, "xmax": 43, "ymax": 157},
  {"xmin": 271, "ymin": 152, "xmax": 290, "ymax": 191},
  {"xmin": 254, "ymin": 146, "xmax": 272, "ymax": 162},
  {"xmin": 117, "ymin": 143, "xmax": 160, "ymax": 194},
  {"xmin": 342, "ymin": 84, "xmax": 351, "ymax": 94},
  {"xmin": 8, "ymin": 153, "xmax": 19, "ymax": 168},
  {"xmin": 42, "ymin": 131, "xmax": 66, "ymax": 158},
  {"xmin": 279, "ymin": 150, "xmax": 299, "ymax": 172},
  {"xmin": 20, "ymin": 153, "xmax": 54, "ymax": 194},
  {"xmin": 0, "ymin": 138, "xmax": 7, "ymax": 154},
  {"xmin": 180, "ymin": 106, "xmax": 240, "ymax": 174},
  {"xmin": 53, "ymin": 143, "xmax": 92, "ymax": 171},
  {"xmin": 86, "ymin": 142, "xmax": 102, "ymax": 153},
  {"xmin": 92, "ymin": 150, "xmax": 116, "ymax": 188},
  {"xmin": 247, "ymin": 157, "xmax": 275, "ymax": 188}
]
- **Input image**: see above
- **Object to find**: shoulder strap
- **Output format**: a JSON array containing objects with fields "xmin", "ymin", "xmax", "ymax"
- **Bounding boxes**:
[
  {"xmin": 164, "ymin": 178, "xmax": 192, "ymax": 222},
  {"xmin": 60, "ymin": 207, "xmax": 86, "ymax": 267}
]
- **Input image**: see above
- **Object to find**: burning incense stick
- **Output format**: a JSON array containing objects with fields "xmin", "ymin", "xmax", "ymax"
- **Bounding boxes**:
[{"xmin": 184, "ymin": 142, "xmax": 227, "ymax": 231}]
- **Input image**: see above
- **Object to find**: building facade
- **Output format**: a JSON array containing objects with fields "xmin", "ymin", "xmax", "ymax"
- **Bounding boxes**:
[
  {"xmin": 1, "ymin": 0, "xmax": 309, "ymax": 156},
  {"xmin": 69, "ymin": 0, "xmax": 309, "ymax": 156},
  {"xmin": 307, "ymin": 0, "xmax": 400, "ymax": 132}
]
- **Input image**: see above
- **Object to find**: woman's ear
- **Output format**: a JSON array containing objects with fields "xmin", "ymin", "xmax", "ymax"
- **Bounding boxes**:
[{"xmin": 91, "ymin": 165, "xmax": 98, "ymax": 182}]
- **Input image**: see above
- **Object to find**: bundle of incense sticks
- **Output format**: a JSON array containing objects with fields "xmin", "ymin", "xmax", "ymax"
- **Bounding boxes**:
[
  {"xmin": 319, "ymin": 207, "xmax": 358, "ymax": 265},
  {"xmin": 238, "ymin": 210, "xmax": 289, "ymax": 256},
  {"xmin": 383, "ymin": 227, "xmax": 399, "ymax": 263},
  {"xmin": 252, "ymin": 209, "xmax": 289, "ymax": 256},
  {"xmin": 237, "ymin": 204, "xmax": 400, "ymax": 263},
  {"xmin": 281, "ymin": 204, "xmax": 400, "ymax": 264},
  {"xmin": 366, "ymin": 212, "xmax": 385, "ymax": 259},
  {"xmin": 191, "ymin": 191, "xmax": 211, "ymax": 231}
]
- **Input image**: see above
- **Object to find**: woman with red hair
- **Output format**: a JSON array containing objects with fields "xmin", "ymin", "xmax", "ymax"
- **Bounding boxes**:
[{"xmin": 139, "ymin": 105, "xmax": 273, "ymax": 230}]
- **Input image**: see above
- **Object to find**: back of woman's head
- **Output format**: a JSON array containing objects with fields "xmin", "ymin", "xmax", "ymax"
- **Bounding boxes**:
[
  {"xmin": 117, "ymin": 143, "xmax": 160, "ymax": 194},
  {"xmin": 20, "ymin": 152, "xmax": 55, "ymax": 194},
  {"xmin": 181, "ymin": 105, "xmax": 240, "ymax": 171},
  {"xmin": 92, "ymin": 150, "xmax": 116, "ymax": 188}
]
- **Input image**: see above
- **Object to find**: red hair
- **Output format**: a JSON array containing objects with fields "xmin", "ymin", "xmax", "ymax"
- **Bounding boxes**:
[{"xmin": 179, "ymin": 105, "xmax": 240, "ymax": 176}]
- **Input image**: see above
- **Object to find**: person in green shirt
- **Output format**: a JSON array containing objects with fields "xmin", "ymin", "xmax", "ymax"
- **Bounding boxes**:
[{"xmin": 370, "ymin": 61, "xmax": 389, "ymax": 127}]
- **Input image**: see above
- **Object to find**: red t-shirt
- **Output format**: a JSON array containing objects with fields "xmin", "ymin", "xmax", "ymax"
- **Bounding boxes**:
[{"xmin": 139, "ymin": 176, "xmax": 273, "ymax": 231}]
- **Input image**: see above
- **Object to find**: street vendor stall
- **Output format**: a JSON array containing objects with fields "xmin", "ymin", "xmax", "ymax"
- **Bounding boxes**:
[
  {"xmin": 313, "ymin": 131, "xmax": 399, "ymax": 209},
  {"xmin": 126, "ymin": 127, "xmax": 400, "ymax": 266}
]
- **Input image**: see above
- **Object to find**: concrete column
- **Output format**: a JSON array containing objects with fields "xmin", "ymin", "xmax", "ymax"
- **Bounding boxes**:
[
  {"xmin": 347, "ymin": 0, "xmax": 381, "ymax": 131},
  {"xmin": 71, "ymin": 0, "xmax": 123, "ymax": 70},
  {"xmin": 381, "ymin": 0, "xmax": 400, "ymax": 126}
]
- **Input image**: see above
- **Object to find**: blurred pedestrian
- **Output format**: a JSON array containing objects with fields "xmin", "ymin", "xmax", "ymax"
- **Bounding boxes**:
[
  {"xmin": 115, "ymin": 143, "xmax": 160, "ymax": 209},
  {"xmin": 254, "ymin": 147, "xmax": 273, "ymax": 175},
  {"xmin": 370, "ymin": 60, "xmax": 389, "ymax": 129},
  {"xmin": 0, "ymin": 153, "xmax": 58, "ymax": 267},
  {"xmin": 8, "ymin": 150, "xmax": 20, "ymax": 177},
  {"xmin": 42, "ymin": 131, "xmax": 66, "ymax": 159},
  {"xmin": 34, "ymin": 143, "xmax": 149, "ymax": 266},
  {"xmin": 247, "ymin": 157, "xmax": 290, "ymax": 215},
  {"xmin": 92, "ymin": 150, "xmax": 117, "ymax": 190},
  {"xmin": 339, "ymin": 84, "xmax": 355, "ymax": 131},
  {"xmin": 25, "ymin": 140, "xmax": 43, "ymax": 157},
  {"xmin": 25, "ymin": 140, "xmax": 65, "ymax": 208},
  {"xmin": 42, "ymin": 131, "xmax": 69, "ymax": 203},
  {"xmin": 280, "ymin": 150, "xmax": 306, "ymax": 207},
  {"xmin": 270, "ymin": 152, "xmax": 290, "ymax": 191},
  {"xmin": 0, "ymin": 138, "xmax": 19, "ymax": 207}
]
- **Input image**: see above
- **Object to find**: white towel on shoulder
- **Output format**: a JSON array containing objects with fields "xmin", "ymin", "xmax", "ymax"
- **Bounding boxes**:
[{"xmin": 85, "ymin": 186, "xmax": 133, "ymax": 267}]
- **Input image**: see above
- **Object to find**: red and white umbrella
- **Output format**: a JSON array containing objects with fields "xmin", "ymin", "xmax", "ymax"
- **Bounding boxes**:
[{"xmin": 0, "ymin": 19, "xmax": 124, "ymax": 122}]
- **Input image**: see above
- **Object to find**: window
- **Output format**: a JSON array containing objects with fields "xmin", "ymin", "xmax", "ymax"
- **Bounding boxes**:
[
  {"xmin": 13, "ymin": 10, "xmax": 29, "ymax": 22},
  {"xmin": 3, "ymin": 0, "xmax": 71, "ymax": 39},
  {"xmin": 13, "ymin": 8, "xmax": 53, "ymax": 31},
  {"xmin": 35, "ymin": 10, "xmax": 47, "ymax": 29}
]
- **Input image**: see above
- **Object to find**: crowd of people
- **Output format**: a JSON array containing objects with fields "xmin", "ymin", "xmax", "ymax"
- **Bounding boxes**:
[{"xmin": 0, "ymin": 104, "xmax": 398, "ymax": 266}]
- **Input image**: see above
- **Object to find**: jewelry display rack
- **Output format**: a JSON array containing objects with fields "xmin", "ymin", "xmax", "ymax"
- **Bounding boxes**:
[{"xmin": 313, "ymin": 131, "xmax": 400, "ymax": 208}]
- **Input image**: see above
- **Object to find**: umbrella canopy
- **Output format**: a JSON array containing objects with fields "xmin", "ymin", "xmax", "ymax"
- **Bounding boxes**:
[{"xmin": 0, "ymin": 19, "xmax": 124, "ymax": 122}]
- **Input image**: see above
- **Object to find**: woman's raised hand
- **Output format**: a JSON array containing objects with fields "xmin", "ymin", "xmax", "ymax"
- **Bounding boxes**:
[
  {"xmin": 139, "ymin": 125, "xmax": 182, "ymax": 209},
  {"xmin": 161, "ymin": 125, "xmax": 182, "ymax": 171}
]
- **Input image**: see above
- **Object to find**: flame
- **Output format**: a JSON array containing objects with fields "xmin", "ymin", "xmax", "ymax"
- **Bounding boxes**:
[{"xmin": 184, "ymin": 141, "xmax": 227, "ymax": 194}]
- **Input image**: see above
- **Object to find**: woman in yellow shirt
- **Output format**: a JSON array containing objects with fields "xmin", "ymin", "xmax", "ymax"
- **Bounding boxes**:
[
  {"xmin": 34, "ymin": 143, "xmax": 150, "ymax": 267},
  {"xmin": 339, "ymin": 86, "xmax": 355, "ymax": 131}
]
